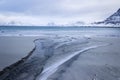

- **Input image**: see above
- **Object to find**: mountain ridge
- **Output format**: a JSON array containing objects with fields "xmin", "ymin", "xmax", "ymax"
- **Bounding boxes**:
[
  {"xmin": 95, "ymin": 8, "xmax": 120, "ymax": 26},
  {"xmin": 0, "ymin": 8, "xmax": 120, "ymax": 27}
]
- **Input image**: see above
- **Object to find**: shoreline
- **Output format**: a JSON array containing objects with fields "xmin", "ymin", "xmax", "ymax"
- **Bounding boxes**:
[
  {"xmin": 0, "ymin": 32, "xmax": 120, "ymax": 80},
  {"xmin": 0, "ymin": 25, "xmax": 120, "ymax": 28},
  {"xmin": 0, "ymin": 36, "xmax": 39, "ymax": 71}
]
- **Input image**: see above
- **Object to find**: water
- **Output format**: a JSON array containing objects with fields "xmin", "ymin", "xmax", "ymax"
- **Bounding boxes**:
[
  {"xmin": 0, "ymin": 26, "xmax": 120, "ymax": 31},
  {"xmin": 0, "ymin": 26, "xmax": 120, "ymax": 37}
]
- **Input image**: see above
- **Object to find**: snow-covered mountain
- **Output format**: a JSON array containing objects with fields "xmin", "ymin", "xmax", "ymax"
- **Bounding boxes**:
[
  {"xmin": 0, "ymin": 8, "xmax": 120, "ymax": 27},
  {"xmin": 94, "ymin": 8, "xmax": 120, "ymax": 26}
]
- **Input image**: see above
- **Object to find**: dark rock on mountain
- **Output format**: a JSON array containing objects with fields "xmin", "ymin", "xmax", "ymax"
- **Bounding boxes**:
[{"xmin": 95, "ymin": 8, "xmax": 120, "ymax": 25}]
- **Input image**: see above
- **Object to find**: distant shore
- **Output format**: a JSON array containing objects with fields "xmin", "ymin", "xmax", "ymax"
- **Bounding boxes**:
[{"xmin": 0, "ymin": 25, "xmax": 120, "ymax": 28}]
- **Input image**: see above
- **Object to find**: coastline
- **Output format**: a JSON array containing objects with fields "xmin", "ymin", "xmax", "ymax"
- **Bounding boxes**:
[
  {"xmin": 0, "ymin": 36, "xmax": 39, "ymax": 71},
  {"xmin": 0, "ymin": 28, "xmax": 120, "ymax": 80}
]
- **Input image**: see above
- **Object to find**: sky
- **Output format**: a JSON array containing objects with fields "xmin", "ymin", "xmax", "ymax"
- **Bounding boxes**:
[{"xmin": 0, "ymin": 0, "xmax": 120, "ymax": 25}]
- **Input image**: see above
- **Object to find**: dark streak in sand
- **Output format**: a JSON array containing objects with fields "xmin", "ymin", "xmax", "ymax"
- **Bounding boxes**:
[{"xmin": 0, "ymin": 39, "xmax": 44, "ymax": 80}]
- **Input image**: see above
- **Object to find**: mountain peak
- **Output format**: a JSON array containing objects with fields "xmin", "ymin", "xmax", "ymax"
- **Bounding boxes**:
[
  {"xmin": 95, "ymin": 8, "xmax": 120, "ymax": 26},
  {"xmin": 117, "ymin": 8, "xmax": 120, "ymax": 12}
]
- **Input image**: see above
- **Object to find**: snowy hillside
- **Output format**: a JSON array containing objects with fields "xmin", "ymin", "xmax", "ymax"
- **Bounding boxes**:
[
  {"xmin": 94, "ymin": 8, "xmax": 120, "ymax": 26},
  {"xmin": 0, "ymin": 8, "xmax": 120, "ymax": 27}
]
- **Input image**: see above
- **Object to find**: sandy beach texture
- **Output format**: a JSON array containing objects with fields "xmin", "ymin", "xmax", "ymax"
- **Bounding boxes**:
[
  {"xmin": 43, "ymin": 37, "xmax": 120, "ymax": 80},
  {"xmin": 0, "ymin": 36, "xmax": 39, "ymax": 70},
  {"xmin": 0, "ymin": 30, "xmax": 120, "ymax": 80}
]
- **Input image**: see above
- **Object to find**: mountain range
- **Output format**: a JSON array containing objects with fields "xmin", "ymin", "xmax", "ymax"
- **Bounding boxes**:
[{"xmin": 0, "ymin": 8, "xmax": 120, "ymax": 27}]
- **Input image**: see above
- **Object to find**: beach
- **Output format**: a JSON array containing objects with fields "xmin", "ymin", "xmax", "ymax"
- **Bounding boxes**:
[
  {"xmin": 0, "ymin": 27, "xmax": 120, "ymax": 80},
  {"xmin": 0, "ymin": 36, "xmax": 39, "ymax": 71},
  {"xmin": 43, "ymin": 37, "xmax": 120, "ymax": 80}
]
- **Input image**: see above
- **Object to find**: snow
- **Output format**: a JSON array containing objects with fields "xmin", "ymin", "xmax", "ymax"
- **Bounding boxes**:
[{"xmin": 94, "ymin": 8, "xmax": 120, "ymax": 27}]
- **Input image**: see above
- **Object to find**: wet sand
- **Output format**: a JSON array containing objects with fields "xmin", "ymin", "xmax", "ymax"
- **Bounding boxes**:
[
  {"xmin": 0, "ymin": 33, "xmax": 120, "ymax": 80},
  {"xmin": 46, "ymin": 37, "xmax": 120, "ymax": 80},
  {"xmin": 0, "ymin": 36, "xmax": 39, "ymax": 71}
]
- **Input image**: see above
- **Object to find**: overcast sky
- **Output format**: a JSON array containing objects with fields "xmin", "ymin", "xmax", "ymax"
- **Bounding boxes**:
[{"xmin": 0, "ymin": 0, "xmax": 120, "ymax": 24}]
